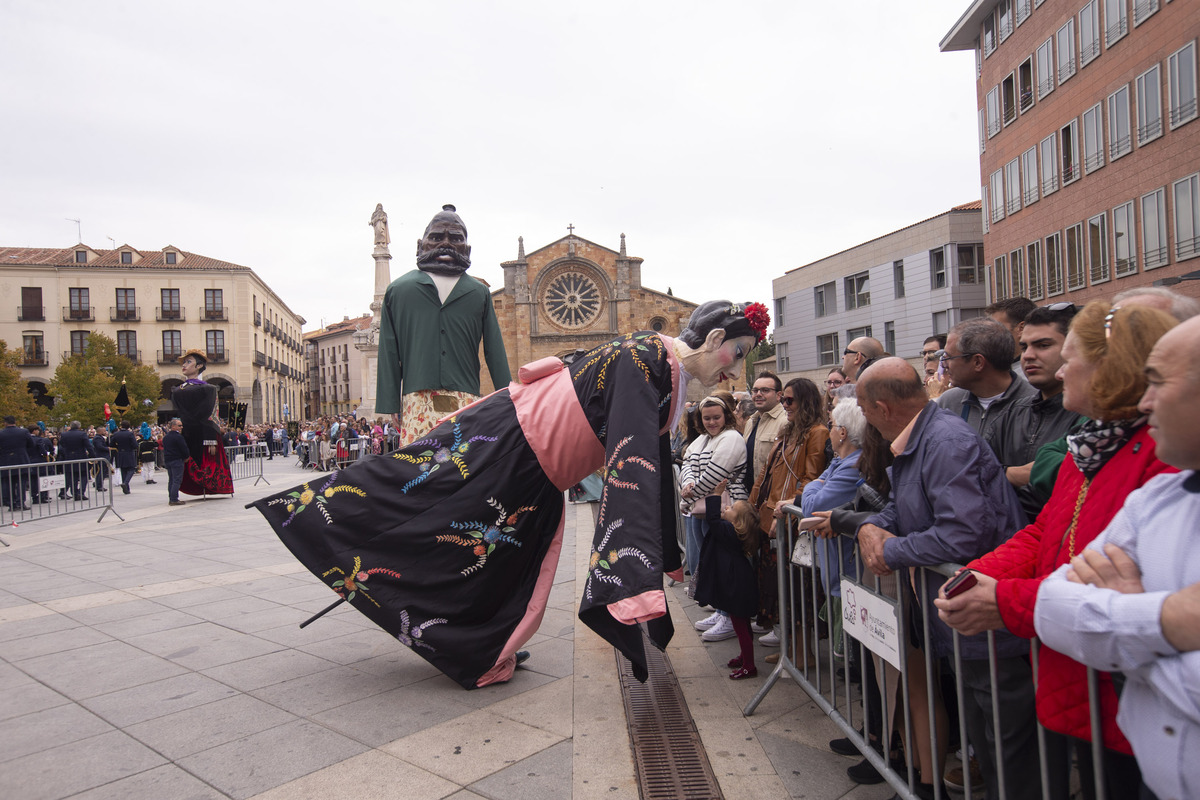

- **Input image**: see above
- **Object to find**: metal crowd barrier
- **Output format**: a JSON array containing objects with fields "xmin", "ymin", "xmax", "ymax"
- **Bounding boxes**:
[
  {"xmin": 0, "ymin": 458, "xmax": 123, "ymax": 540},
  {"xmin": 224, "ymin": 444, "xmax": 270, "ymax": 486},
  {"xmin": 744, "ymin": 502, "xmax": 1112, "ymax": 800}
]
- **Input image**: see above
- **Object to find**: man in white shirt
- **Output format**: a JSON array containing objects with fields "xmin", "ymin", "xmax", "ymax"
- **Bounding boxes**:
[{"xmin": 1036, "ymin": 315, "xmax": 1200, "ymax": 800}]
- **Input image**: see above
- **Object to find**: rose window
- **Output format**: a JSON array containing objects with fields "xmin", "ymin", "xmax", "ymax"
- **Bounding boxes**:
[{"xmin": 543, "ymin": 271, "xmax": 601, "ymax": 329}]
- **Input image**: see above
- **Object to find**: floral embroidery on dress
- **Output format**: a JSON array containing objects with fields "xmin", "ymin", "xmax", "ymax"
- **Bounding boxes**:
[
  {"xmin": 435, "ymin": 497, "xmax": 538, "ymax": 575},
  {"xmin": 393, "ymin": 419, "xmax": 498, "ymax": 493},
  {"xmin": 597, "ymin": 435, "xmax": 655, "ymax": 526},
  {"xmin": 321, "ymin": 555, "xmax": 403, "ymax": 608},
  {"xmin": 585, "ymin": 518, "xmax": 654, "ymax": 601},
  {"xmin": 573, "ymin": 332, "xmax": 664, "ymax": 390},
  {"xmin": 264, "ymin": 471, "xmax": 366, "ymax": 526},
  {"xmin": 396, "ymin": 608, "xmax": 448, "ymax": 652}
]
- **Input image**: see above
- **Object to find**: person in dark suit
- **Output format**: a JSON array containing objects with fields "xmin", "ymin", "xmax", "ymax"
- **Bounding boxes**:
[
  {"xmin": 91, "ymin": 428, "xmax": 111, "ymax": 493},
  {"xmin": 26, "ymin": 425, "xmax": 51, "ymax": 504},
  {"xmin": 57, "ymin": 421, "xmax": 96, "ymax": 500},
  {"xmin": 111, "ymin": 421, "xmax": 138, "ymax": 494},
  {"xmin": 0, "ymin": 416, "xmax": 37, "ymax": 510},
  {"xmin": 162, "ymin": 417, "xmax": 190, "ymax": 506}
]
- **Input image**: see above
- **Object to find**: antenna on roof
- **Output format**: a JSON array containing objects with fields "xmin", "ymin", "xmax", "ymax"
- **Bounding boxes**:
[
  {"xmin": 66, "ymin": 218, "xmax": 81, "ymax": 242},
  {"xmin": 106, "ymin": 236, "xmax": 116, "ymax": 250}
]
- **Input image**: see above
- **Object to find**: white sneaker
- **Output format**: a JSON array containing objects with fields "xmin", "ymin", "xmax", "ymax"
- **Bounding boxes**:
[
  {"xmin": 759, "ymin": 630, "xmax": 780, "ymax": 647},
  {"xmin": 751, "ymin": 621, "xmax": 769, "ymax": 634},
  {"xmin": 701, "ymin": 616, "xmax": 736, "ymax": 642},
  {"xmin": 694, "ymin": 611, "xmax": 722, "ymax": 631}
]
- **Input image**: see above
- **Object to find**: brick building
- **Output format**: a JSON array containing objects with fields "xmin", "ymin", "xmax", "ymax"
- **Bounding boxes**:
[
  {"xmin": 487, "ymin": 231, "xmax": 700, "ymax": 394},
  {"xmin": 303, "ymin": 314, "xmax": 371, "ymax": 419},
  {"xmin": 941, "ymin": 0, "xmax": 1200, "ymax": 304}
]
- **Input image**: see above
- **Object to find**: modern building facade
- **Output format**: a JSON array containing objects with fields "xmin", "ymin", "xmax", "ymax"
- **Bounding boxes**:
[
  {"xmin": 303, "ymin": 314, "xmax": 371, "ymax": 419},
  {"xmin": 772, "ymin": 203, "xmax": 988, "ymax": 384},
  {"xmin": 942, "ymin": 0, "xmax": 1200, "ymax": 305},
  {"xmin": 0, "ymin": 244, "xmax": 306, "ymax": 424}
]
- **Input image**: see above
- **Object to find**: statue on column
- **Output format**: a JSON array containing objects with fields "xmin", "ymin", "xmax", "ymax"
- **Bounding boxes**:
[
  {"xmin": 370, "ymin": 203, "xmax": 390, "ymax": 247},
  {"xmin": 376, "ymin": 204, "xmax": 511, "ymax": 445}
]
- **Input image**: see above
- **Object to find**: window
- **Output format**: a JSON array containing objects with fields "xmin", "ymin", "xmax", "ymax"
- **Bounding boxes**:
[
  {"xmin": 117, "ymin": 331, "xmax": 137, "ymax": 359},
  {"xmin": 164, "ymin": 252, "xmax": 177, "ymax": 265},
  {"xmin": 1046, "ymin": 232, "xmax": 1065, "ymax": 295},
  {"xmin": 1066, "ymin": 223, "xmax": 1086, "ymax": 290},
  {"xmin": 1002, "ymin": 73, "xmax": 1018, "ymax": 125},
  {"xmin": 847, "ymin": 326, "xmax": 873, "ymax": 342},
  {"xmin": 893, "ymin": 260, "xmax": 905, "ymax": 299},
  {"xmin": 991, "ymin": 170, "xmax": 1006, "ymax": 223},
  {"xmin": 1088, "ymin": 213, "xmax": 1110, "ymax": 283},
  {"xmin": 1041, "ymin": 133, "xmax": 1060, "ymax": 195},
  {"xmin": 774, "ymin": 297, "xmax": 785, "ymax": 327},
  {"xmin": 1061, "ymin": 119, "xmax": 1081, "ymax": 184},
  {"xmin": 1113, "ymin": 200, "xmax": 1138, "ymax": 275},
  {"xmin": 1174, "ymin": 173, "xmax": 1200, "ymax": 260},
  {"xmin": 986, "ymin": 86, "xmax": 1002, "ymax": 137},
  {"xmin": 1137, "ymin": 64, "xmax": 1164, "ymax": 144},
  {"xmin": 69, "ymin": 287, "xmax": 89, "ymax": 319},
  {"xmin": 1018, "ymin": 57, "xmax": 1035, "ymax": 112},
  {"xmin": 1108, "ymin": 86, "xmax": 1132, "ymax": 160},
  {"xmin": 1057, "ymin": 20, "xmax": 1077, "ymax": 83},
  {"xmin": 1168, "ymin": 41, "xmax": 1198, "ymax": 129},
  {"xmin": 932, "ymin": 311, "xmax": 949, "ymax": 336},
  {"xmin": 982, "ymin": 186, "xmax": 990, "ymax": 234},
  {"xmin": 162, "ymin": 330, "xmax": 181, "ymax": 359},
  {"xmin": 994, "ymin": 254, "xmax": 1010, "ymax": 300},
  {"xmin": 1037, "ymin": 38, "xmax": 1056, "ymax": 98},
  {"xmin": 204, "ymin": 289, "xmax": 223, "ymax": 318},
  {"xmin": 775, "ymin": 342, "xmax": 789, "ymax": 372},
  {"xmin": 817, "ymin": 334, "xmax": 839, "ymax": 367},
  {"xmin": 1021, "ymin": 147, "xmax": 1040, "ymax": 205},
  {"xmin": 20, "ymin": 287, "xmax": 43, "ymax": 322},
  {"xmin": 884, "ymin": 322, "xmax": 896, "ymax": 355},
  {"xmin": 1133, "ymin": 0, "xmax": 1158, "ymax": 26},
  {"xmin": 1005, "ymin": 158, "xmax": 1022, "ymax": 215},
  {"xmin": 1105, "ymin": 0, "xmax": 1128, "ymax": 45},
  {"xmin": 74, "ymin": 250, "xmax": 87, "ymax": 264},
  {"xmin": 999, "ymin": 0, "xmax": 1014, "ymax": 41},
  {"xmin": 958, "ymin": 244, "xmax": 983, "ymax": 284},
  {"xmin": 1027, "ymin": 240, "xmax": 1045, "ymax": 299},
  {"xmin": 979, "ymin": 108, "xmax": 987, "ymax": 153},
  {"xmin": 120, "ymin": 251, "xmax": 132, "ymax": 265},
  {"xmin": 115, "ymin": 288, "xmax": 135, "ymax": 320},
  {"xmin": 1080, "ymin": 1, "xmax": 1101, "ymax": 67},
  {"xmin": 814, "ymin": 281, "xmax": 835, "ymax": 317},
  {"xmin": 931, "ymin": 247, "xmax": 947, "ymax": 289},
  {"xmin": 1017, "ymin": 0, "xmax": 1032, "ymax": 26},
  {"xmin": 1083, "ymin": 104, "xmax": 1105, "ymax": 173},
  {"xmin": 22, "ymin": 334, "xmax": 44, "ymax": 365},
  {"xmin": 70, "ymin": 330, "xmax": 88, "ymax": 355},
  {"xmin": 206, "ymin": 330, "xmax": 225, "ymax": 360},
  {"xmin": 1009, "ymin": 248, "xmax": 1026, "ymax": 296},
  {"xmin": 844, "ymin": 272, "xmax": 870, "ymax": 309},
  {"xmin": 983, "ymin": 12, "xmax": 997, "ymax": 56},
  {"xmin": 1142, "ymin": 187, "xmax": 1169, "ymax": 268}
]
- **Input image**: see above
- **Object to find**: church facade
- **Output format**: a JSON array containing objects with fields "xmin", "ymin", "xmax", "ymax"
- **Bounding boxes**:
[{"xmin": 484, "ymin": 231, "xmax": 698, "ymax": 394}]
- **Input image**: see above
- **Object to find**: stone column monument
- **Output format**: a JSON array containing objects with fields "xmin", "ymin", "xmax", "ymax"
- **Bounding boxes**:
[{"xmin": 352, "ymin": 203, "xmax": 393, "ymax": 421}]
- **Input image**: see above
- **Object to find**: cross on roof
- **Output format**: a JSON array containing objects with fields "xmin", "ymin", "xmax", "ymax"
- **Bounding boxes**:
[{"xmin": 567, "ymin": 223, "xmax": 575, "ymax": 236}]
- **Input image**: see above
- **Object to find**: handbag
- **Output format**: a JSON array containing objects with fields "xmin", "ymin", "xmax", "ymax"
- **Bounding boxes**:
[
  {"xmin": 688, "ymin": 488, "xmax": 731, "ymax": 516},
  {"xmin": 790, "ymin": 532, "xmax": 813, "ymax": 567}
]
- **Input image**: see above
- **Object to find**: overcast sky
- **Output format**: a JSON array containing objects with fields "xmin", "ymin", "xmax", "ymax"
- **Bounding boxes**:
[{"xmin": 1, "ymin": 0, "xmax": 980, "ymax": 332}]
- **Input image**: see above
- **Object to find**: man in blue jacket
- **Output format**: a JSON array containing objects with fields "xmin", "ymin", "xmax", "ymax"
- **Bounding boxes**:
[
  {"xmin": 57, "ymin": 421, "xmax": 95, "ymax": 501},
  {"xmin": 0, "ymin": 416, "xmax": 37, "ymax": 510},
  {"xmin": 856, "ymin": 358, "xmax": 1036, "ymax": 800},
  {"xmin": 162, "ymin": 417, "xmax": 190, "ymax": 506},
  {"xmin": 111, "ymin": 421, "xmax": 138, "ymax": 494}
]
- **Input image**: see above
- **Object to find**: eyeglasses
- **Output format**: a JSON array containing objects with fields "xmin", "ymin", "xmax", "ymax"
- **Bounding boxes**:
[
  {"xmin": 751, "ymin": 387, "xmax": 776, "ymax": 394},
  {"xmin": 780, "ymin": 396, "xmax": 795, "ymax": 407},
  {"xmin": 1104, "ymin": 306, "xmax": 1121, "ymax": 340},
  {"xmin": 843, "ymin": 348, "xmax": 860, "ymax": 356},
  {"xmin": 920, "ymin": 349, "xmax": 940, "ymax": 358},
  {"xmin": 824, "ymin": 379, "xmax": 844, "ymax": 387},
  {"xmin": 939, "ymin": 351, "xmax": 977, "ymax": 363}
]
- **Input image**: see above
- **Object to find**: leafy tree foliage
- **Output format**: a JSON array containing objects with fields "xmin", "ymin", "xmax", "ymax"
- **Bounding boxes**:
[
  {"xmin": 0, "ymin": 340, "xmax": 41, "ymax": 425},
  {"xmin": 46, "ymin": 333, "xmax": 161, "ymax": 428}
]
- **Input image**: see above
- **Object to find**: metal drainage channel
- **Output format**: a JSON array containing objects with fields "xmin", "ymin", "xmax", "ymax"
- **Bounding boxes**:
[{"xmin": 616, "ymin": 639, "xmax": 724, "ymax": 800}]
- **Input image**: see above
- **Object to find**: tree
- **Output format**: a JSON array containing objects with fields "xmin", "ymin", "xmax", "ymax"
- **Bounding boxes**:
[
  {"xmin": 747, "ymin": 333, "xmax": 776, "ymax": 372},
  {"xmin": 0, "ymin": 340, "xmax": 41, "ymax": 425},
  {"xmin": 46, "ymin": 333, "xmax": 162, "ymax": 428}
]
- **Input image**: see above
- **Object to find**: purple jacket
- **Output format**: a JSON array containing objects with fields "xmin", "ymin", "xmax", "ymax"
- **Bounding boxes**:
[{"xmin": 864, "ymin": 402, "xmax": 1027, "ymax": 659}]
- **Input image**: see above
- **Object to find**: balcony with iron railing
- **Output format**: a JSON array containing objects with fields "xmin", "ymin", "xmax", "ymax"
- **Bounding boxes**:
[
  {"xmin": 206, "ymin": 350, "xmax": 229, "ymax": 364},
  {"xmin": 17, "ymin": 306, "xmax": 45, "ymax": 322},
  {"xmin": 63, "ymin": 350, "xmax": 87, "ymax": 360},
  {"xmin": 156, "ymin": 306, "xmax": 185, "ymax": 321},
  {"xmin": 254, "ymin": 311, "xmax": 261, "ymax": 327},
  {"xmin": 19, "ymin": 350, "xmax": 48, "ymax": 367},
  {"xmin": 200, "ymin": 306, "xmax": 227, "ymax": 321},
  {"xmin": 157, "ymin": 349, "xmax": 183, "ymax": 364},
  {"xmin": 63, "ymin": 306, "xmax": 94, "ymax": 322},
  {"xmin": 254, "ymin": 351, "xmax": 266, "ymax": 367},
  {"xmin": 110, "ymin": 306, "xmax": 140, "ymax": 322},
  {"xmin": 117, "ymin": 349, "xmax": 143, "ymax": 363}
]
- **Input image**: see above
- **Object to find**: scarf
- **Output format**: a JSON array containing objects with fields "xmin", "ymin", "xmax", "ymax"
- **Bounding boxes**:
[{"xmin": 1067, "ymin": 415, "xmax": 1146, "ymax": 478}]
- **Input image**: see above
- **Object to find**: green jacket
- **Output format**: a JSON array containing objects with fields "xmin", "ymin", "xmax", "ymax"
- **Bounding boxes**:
[{"xmin": 376, "ymin": 270, "xmax": 511, "ymax": 413}]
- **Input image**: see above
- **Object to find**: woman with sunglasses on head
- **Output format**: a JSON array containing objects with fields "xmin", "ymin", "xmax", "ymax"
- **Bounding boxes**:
[{"xmin": 935, "ymin": 301, "xmax": 1178, "ymax": 799}]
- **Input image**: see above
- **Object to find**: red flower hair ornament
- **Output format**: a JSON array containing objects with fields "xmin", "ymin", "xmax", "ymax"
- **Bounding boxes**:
[{"xmin": 741, "ymin": 302, "xmax": 770, "ymax": 344}]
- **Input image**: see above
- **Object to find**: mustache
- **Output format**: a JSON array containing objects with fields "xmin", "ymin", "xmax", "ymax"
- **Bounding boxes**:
[{"xmin": 417, "ymin": 246, "xmax": 471, "ymax": 269}]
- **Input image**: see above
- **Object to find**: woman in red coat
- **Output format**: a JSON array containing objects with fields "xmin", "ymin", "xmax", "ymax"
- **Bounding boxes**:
[{"xmin": 935, "ymin": 301, "xmax": 1178, "ymax": 799}]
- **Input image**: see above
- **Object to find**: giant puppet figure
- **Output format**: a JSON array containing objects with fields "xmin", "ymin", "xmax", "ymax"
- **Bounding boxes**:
[
  {"xmin": 376, "ymin": 204, "xmax": 511, "ymax": 445},
  {"xmin": 252, "ymin": 300, "xmax": 771, "ymax": 690}
]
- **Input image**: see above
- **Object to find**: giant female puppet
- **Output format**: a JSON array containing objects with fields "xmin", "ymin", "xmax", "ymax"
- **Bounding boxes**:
[
  {"xmin": 251, "ymin": 301, "xmax": 770, "ymax": 688},
  {"xmin": 172, "ymin": 349, "xmax": 234, "ymax": 497}
]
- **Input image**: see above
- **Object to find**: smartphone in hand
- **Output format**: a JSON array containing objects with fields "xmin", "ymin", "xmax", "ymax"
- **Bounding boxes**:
[{"xmin": 943, "ymin": 569, "xmax": 978, "ymax": 598}]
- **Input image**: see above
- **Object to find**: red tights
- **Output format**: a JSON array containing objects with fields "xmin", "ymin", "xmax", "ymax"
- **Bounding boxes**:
[{"xmin": 731, "ymin": 616, "xmax": 755, "ymax": 669}]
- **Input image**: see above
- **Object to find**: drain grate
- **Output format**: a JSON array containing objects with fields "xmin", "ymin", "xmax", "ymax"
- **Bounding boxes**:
[{"xmin": 616, "ymin": 637, "xmax": 724, "ymax": 800}]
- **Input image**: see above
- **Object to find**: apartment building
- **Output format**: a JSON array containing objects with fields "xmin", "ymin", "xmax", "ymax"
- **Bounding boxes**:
[{"xmin": 303, "ymin": 314, "xmax": 370, "ymax": 419}]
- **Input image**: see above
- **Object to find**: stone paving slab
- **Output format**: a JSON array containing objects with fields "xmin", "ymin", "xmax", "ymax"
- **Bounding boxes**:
[{"xmin": 0, "ymin": 457, "xmax": 893, "ymax": 799}]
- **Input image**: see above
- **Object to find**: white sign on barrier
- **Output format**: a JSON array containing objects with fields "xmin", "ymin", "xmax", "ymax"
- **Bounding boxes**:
[
  {"xmin": 840, "ymin": 579, "xmax": 902, "ymax": 670},
  {"xmin": 236, "ymin": 454, "xmax": 245, "ymax": 463},
  {"xmin": 38, "ymin": 475, "xmax": 66, "ymax": 490}
]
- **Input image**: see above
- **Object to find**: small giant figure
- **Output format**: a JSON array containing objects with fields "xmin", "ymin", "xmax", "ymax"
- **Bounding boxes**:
[{"xmin": 376, "ymin": 204, "xmax": 511, "ymax": 445}]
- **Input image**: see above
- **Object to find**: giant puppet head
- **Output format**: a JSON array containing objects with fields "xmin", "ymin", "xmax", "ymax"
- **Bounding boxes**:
[{"xmin": 416, "ymin": 204, "xmax": 472, "ymax": 276}]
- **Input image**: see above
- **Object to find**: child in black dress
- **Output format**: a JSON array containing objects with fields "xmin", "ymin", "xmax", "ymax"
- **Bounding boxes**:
[{"xmin": 694, "ymin": 482, "xmax": 761, "ymax": 679}]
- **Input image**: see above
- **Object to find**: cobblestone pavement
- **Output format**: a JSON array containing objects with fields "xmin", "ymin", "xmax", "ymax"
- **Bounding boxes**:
[{"xmin": 0, "ymin": 456, "xmax": 892, "ymax": 799}]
